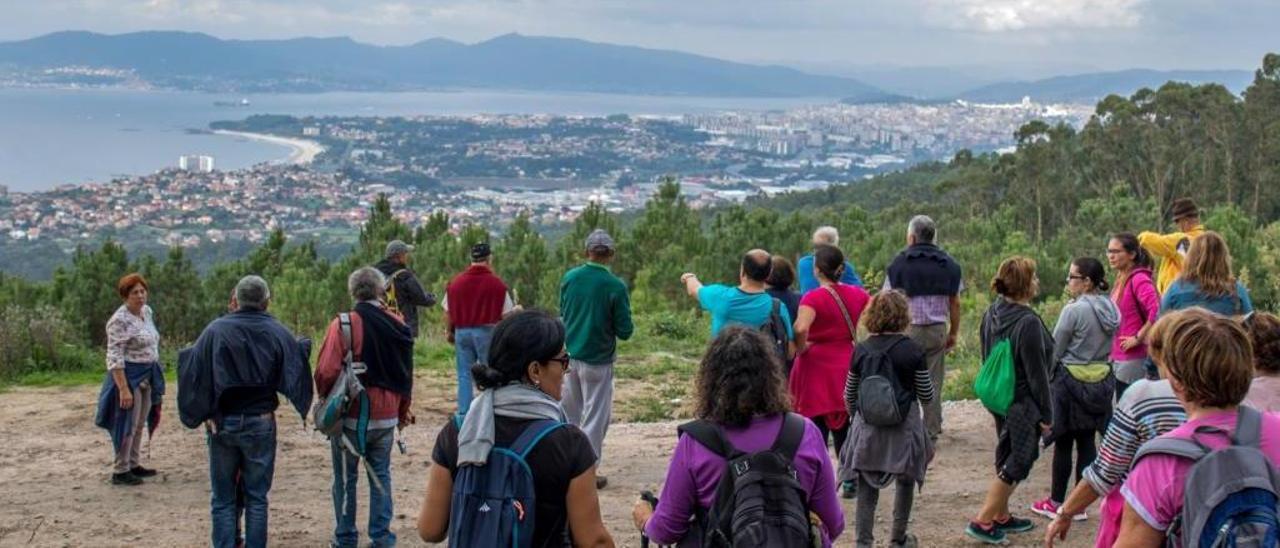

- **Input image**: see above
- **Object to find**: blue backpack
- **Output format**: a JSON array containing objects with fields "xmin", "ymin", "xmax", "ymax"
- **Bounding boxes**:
[
  {"xmin": 1132, "ymin": 405, "xmax": 1280, "ymax": 547},
  {"xmin": 448, "ymin": 416, "xmax": 566, "ymax": 548}
]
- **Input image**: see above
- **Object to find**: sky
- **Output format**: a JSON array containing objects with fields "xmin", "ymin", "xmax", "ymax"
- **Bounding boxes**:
[{"xmin": 0, "ymin": 0, "xmax": 1275, "ymax": 77}]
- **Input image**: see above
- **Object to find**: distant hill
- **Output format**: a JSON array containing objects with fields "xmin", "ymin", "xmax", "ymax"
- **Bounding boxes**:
[
  {"xmin": 0, "ymin": 30, "xmax": 890, "ymax": 99},
  {"xmin": 953, "ymin": 69, "xmax": 1255, "ymax": 103}
]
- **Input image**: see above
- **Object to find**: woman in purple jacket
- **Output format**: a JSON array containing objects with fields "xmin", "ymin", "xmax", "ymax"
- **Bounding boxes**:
[{"xmin": 631, "ymin": 326, "xmax": 845, "ymax": 546}]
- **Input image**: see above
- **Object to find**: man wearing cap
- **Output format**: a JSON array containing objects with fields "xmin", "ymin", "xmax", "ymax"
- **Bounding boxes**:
[
  {"xmin": 375, "ymin": 240, "xmax": 436, "ymax": 338},
  {"xmin": 442, "ymin": 243, "xmax": 516, "ymax": 414},
  {"xmin": 1139, "ymin": 198, "xmax": 1206, "ymax": 294},
  {"xmin": 559, "ymin": 229, "xmax": 634, "ymax": 489}
]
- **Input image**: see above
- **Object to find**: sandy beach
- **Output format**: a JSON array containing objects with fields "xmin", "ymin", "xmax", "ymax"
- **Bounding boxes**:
[{"xmin": 213, "ymin": 130, "xmax": 326, "ymax": 165}]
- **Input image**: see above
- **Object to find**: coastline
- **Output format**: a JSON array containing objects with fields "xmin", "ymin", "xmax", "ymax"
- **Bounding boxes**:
[{"xmin": 212, "ymin": 129, "xmax": 325, "ymax": 165}]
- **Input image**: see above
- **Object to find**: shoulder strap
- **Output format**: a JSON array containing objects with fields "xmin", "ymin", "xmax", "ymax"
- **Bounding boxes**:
[
  {"xmin": 678, "ymin": 420, "xmax": 741, "ymax": 459},
  {"xmin": 1233, "ymin": 405, "xmax": 1264, "ymax": 447},
  {"xmin": 510, "ymin": 419, "xmax": 566, "ymax": 459},
  {"xmin": 1134, "ymin": 436, "xmax": 1210, "ymax": 463},
  {"xmin": 769, "ymin": 413, "xmax": 806, "ymax": 461},
  {"xmin": 339, "ymin": 313, "xmax": 353, "ymax": 364},
  {"xmin": 823, "ymin": 285, "xmax": 857, "ymax": 341}
]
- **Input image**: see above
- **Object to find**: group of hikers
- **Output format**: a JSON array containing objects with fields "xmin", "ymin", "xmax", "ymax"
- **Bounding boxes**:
[{"xmin": 91, "ymin": 197, "xmax": 1280, "ymax": 547}]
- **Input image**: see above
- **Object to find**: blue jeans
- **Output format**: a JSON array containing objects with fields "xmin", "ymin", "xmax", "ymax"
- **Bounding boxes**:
[
  {"xmin": 453, "ymin": 326, "xmax": 492, "ymax": 414},
  {"xmin": 330, "ymin": 427, "xmax": 396, "ymax": 547},
  {"xmin": 208, "ymin": 413, "xmax": 277, "ymax": 548}
]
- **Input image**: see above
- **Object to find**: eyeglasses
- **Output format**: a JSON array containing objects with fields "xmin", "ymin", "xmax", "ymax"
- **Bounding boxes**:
[
  {"xmin": 1066, "ymin": 275, "xmax": 1087, "ymax": 282},
  {"xmin": 1105, "ymin": 248, "xmax": 1125, "ymax": 254},
  {"xmin": 547, "ymin": 354, "xmax": 572, "ymax": 370}
]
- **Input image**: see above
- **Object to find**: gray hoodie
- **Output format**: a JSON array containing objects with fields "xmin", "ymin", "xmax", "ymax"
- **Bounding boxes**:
[{"xmin": 1052, "ymin": 293, "xmax": 1120, "ymax": 365}]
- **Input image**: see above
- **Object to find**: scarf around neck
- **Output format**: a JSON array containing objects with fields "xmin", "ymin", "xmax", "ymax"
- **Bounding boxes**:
[{"xmin": 457, "ymin": 383, "xmax": 567, "ymax": 466}]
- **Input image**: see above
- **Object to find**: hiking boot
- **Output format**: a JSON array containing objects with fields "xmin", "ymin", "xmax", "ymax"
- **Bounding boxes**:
[
  {"xmin": 994, "ymin": 514, "xmax": 1035, "ymax": 533},
  {"xmin": 841, "ymin": 480, "xmax": 857, "ymax": 499},
  {"xmin": 964, "ymin": 521, "xmax": 1007, "ymax": 545},
  {"xmin": 595, "ymin": 475, "xmax": 608, "ymax": 490},
  {"xmin": 130, "ymin": 466, "xmax": 158, "ymax": 478},
  {"xmin": 890, "ymin": 533, "xmax": 918, "ymax": 547},
  {"xmin": 111, "ymin": 472, "xmax": 143, "ymax": 486}
]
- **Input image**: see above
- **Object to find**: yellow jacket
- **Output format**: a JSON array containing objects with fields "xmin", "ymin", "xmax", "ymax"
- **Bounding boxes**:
[{"xmin": 1138, "ymin": 224, "xmax": 1205, "ymax": 294}]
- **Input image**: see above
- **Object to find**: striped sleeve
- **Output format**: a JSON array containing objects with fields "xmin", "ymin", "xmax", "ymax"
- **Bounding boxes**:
[
  {"xmin": 913, "ymin": 369, "xmax": 934, "ymax": 403},
  {"xmin": 845, "ymin": 368, "xmax": 860, "ymax": 417},
  {"xmin": 1082, "ymin": 392, "xmax": 1185, "ymax": 495}
]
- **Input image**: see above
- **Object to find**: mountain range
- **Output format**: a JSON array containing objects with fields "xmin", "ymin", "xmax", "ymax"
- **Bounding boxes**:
[
  {"xmin": 0, "ymin": 31, "xmax": 898, "ymax": 100},
  {"xmin": 0, "ymin": 31, "xmax": 1256, "ymax": 104}
]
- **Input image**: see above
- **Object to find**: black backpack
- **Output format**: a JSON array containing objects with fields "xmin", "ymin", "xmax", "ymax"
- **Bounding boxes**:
[
  {"xmin": 677, "ymin": 413, "xmax": 814, "ymax": 548},
  {"xmin": 853, "ymin": 336, "xmax": 912, "ymax": 426},
  {"xmin": 760, "ymin": 298, "xmax": 789, "ymax": 361}
]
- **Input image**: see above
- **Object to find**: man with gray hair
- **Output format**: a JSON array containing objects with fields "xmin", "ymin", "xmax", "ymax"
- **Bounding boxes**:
[
  {"xmin": 798, "ymin": 226, "xmax": 863, "ymax": 294},
  {"xmin": 177, "ymin": 275, "xmax": 314, "ymax": 548},
  {"xmin": 315, "ymin": 266, "xmax": 416, "ymax": 547},
  {"xmin": 884, "ymin": 215, "xmax": 963, "ymax": 442}
]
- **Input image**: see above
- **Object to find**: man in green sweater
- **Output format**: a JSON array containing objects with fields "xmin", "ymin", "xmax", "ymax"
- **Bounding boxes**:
[{"xmin": 559, "ymin": 228, "xmax": 634, "ymax": 489}]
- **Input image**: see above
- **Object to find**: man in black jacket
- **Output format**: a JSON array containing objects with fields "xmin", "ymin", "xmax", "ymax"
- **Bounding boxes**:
[
  {"xmin": 375, "ymin": 239, "xmax": 436, "ymax": 338},
  {"xmin": 177, "ymin": 275, "xmax": 313, "ymax": 548}
]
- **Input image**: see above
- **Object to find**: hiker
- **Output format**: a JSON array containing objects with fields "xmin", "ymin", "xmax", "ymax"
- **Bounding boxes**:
[
  {"xmin": 417, "ymin": 310, "xmax": 614, "ymax": 547},
  {"xmin": 444, "ymin": 242, "xmax": 517, "ymax": 414},
  {"xmin": 95, "ymin": 272, "xmax": 165, "ymax": 486},
  {"xmin": 632, "ymin": 326, "xmax": 845, "ymax": 546},
  {"xmin": 1107, "ymin": 233, "xmax": 1159, "ymax": 397},
  {"xmin": 1044, "ymin": 312, "xmax": 1189, "ymax": 547},
  {"xmin": 1030, "ymin": 258, "xmax": 1119, "ymax": 522},
  {"xmin": 1138, "ymin": 197, "xmax": 1206, "ymax": 295},
  {"xmin": 1243, "ymin": 312, "xmax": 1280, "ymax": 412},
  {"xmin": 797, "ymin": 226, "xmax": 863, "ymax": 293},
  {"xmin": 790, "ymin": 244, "xmax": 870, "ymax": 484},
  {"xmin": 559, "ymin": 229, "xmax": 634, "ymax": 489},
  {"xmin": 681, "ymin": 249, "xmax": 794, "ymax": 346},
  {"xmin": 1159, "ymin": 231, "xmax": 1254, "ymax": 316},
  {"xmin": 1115, "ymin": 307, "xmax": 1280, "ymax": 546},
  {"xmin": 965, "ymin": 256, "xmax": 1053, "ymax": 545},
  {"xmin": 840, "ymin": 290, "xmax": 934, "ymax": 548},
  {"xmin": 314, "ymin": 267, "xmax": 416, "ymax": 548},
  {"xmin": 884, "ymin": 214, "xmax": 963, "ymax": 443},
  {"xmin": 176, "ymin": 275, "xmax": 313, "ymax": 548},
  {"xmin": 766, "ymin": 255, "xmax": 802, "ymax": 376},
  {"xmin": 374, "ymin": 239, "xmax": 436, "ymax": 338}
]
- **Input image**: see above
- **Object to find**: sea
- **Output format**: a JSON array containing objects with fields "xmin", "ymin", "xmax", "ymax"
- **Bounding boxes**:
[{"xmin": 0, "ymin": 88, "xmax": 831, "ymax": 192}]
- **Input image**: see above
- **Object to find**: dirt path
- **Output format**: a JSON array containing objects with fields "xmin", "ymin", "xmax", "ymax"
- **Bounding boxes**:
[{"xmin": 0, "ymin": 378, "xmax": 1098, "ymax": 547}]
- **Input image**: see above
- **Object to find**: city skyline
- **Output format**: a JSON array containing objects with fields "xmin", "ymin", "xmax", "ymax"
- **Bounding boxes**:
[{"xmin": 0, "ymin": 0, "xmax": 1273, "ymax": 80}]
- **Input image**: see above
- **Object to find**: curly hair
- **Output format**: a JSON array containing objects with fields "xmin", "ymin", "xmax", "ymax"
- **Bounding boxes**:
[
  {"xmin": 694, "ymin": 326, "xmax": 791, "ymax": 427},
  {"xmin": 1244, "ymin": 312, "xmax": 1280, "ymax": 375},
  {"xmin": 116, "ymin": 273, "xmax": 148, "ymax": 300},
  {"xmin": 863, "ymin": 290, "xmax": 911, "ymax": 334}
]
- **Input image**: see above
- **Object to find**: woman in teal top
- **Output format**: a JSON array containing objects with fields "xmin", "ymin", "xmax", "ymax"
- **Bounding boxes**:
[{"xmin": 1159, "ymin": 231, "xmax": 1253, "ymax": 317}]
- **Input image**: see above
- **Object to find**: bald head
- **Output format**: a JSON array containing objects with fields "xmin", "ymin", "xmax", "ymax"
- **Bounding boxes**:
[{"xmin": 741, "ymin": 249, "xmax": 773, "ymax": 283}]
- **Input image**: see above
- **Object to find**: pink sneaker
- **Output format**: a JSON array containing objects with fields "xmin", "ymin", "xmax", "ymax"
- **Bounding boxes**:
[
  {"xmin": 1030, "ymin": 497, "xmax": 1060, "ymax": 519},
  {"xmin": 1030, "ymin": 498, "xmax": 1088, "ymax": 521}
]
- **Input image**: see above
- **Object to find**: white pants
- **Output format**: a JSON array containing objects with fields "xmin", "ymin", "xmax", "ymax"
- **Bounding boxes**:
[{"xmin": 561, "ymin": 360, "xmax": 614, "ymax": 471}]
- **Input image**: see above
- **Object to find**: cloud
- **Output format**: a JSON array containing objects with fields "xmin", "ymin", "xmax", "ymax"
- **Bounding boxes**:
[{"xmin": 921, "ymin": 0, "xmax": 1149, "ymax": 32}]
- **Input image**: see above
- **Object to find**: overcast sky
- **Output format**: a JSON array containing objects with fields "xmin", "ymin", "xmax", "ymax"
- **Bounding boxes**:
[{"xmin": 1, "ymin": 0, "xmax": 1274, "ymax": 75}]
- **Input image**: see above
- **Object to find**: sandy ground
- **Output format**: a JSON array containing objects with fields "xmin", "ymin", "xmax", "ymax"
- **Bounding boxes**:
[
  {"xmin": 212, "ymin": 130, "xmax": 325, "ymax": 165},
  {"xmin": 0, "ymin": 376, "xmax": 1099, "ymax": 547}
]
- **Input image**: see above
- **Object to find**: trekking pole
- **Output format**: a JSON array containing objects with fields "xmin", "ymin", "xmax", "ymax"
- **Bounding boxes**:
[{"xmin": 639, "ymin": 490, "xmax": 659, "ymax": 548}]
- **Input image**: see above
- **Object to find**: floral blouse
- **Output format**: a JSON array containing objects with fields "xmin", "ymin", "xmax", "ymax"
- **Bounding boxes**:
[{"xmin": 105, "ymin": 305, "xmax": 160, "ymax": 371}]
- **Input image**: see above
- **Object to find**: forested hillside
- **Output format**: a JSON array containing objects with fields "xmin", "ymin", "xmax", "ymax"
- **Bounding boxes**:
[{"xmin": 1, "ymin": 53, "xmax": 1277, "ymax": 389}]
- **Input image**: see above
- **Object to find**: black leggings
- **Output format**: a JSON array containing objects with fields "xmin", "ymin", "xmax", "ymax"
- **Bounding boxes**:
[
  {"xmin": 814, "ymin": 417, "xmax": 849, "ymax": 458},
  {"xmin": 1051, "ymin": 429, "xmax": 1098, "ymax": 503}
]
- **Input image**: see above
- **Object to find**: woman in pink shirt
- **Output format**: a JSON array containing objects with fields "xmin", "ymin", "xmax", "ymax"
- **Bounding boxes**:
[
  {"xmin": 1117, "ymin": 308, "xmax": 1280, "ymax": 546},
  {"xmin": 1243, "ymin": 312, "xmax": 1280, "ymax": 412},
  {"xmin": 1107, "ymin": 233, "xmax": 1159, "ymax": 397}
]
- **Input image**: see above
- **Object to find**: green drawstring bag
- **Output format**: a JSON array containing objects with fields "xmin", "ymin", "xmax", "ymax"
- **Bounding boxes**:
[{"xmin": 975, "ymin": 338, "xmax": 1016, "ymax": 415}]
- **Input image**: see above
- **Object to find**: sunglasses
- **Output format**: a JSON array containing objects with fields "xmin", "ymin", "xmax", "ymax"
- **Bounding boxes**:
[{"xmin": 546, "ymin": 353, "xmax": 572, "ymax": 370}]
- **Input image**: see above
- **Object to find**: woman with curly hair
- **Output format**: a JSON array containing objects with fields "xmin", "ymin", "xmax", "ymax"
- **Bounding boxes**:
[{"xmin": 633, "ymin": 326, "xmax": 845, "ymax": 546}]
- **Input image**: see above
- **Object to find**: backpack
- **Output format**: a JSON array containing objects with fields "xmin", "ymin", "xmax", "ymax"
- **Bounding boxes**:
[
  {"xmin": 448, "ymin": 415, "xmax": 566, "ymax": 548},
  {"xmin": 384, "ymin": 269, "xmax": 408, "ymax": 315},
  {"xmin": 676, "ymin": 413, "xmax": 815, "ymax": 548},
  {"xmin": 974, "ymin": 338, "xmax": 1015, "ymax": 416},
  {"xmin": 760, "ymin": 298, "xmax": 789, "ymax": 361},
  {"xmin": 853, "ymin": 337, "xmax": 912, "ymax": 426},
  {"xmin": 310, "ymin": 313, "xmax": 383, "ymax": 492},
  {"xmin": 1132, "ymin": 406, "xmax": 1280, "ymax": 548}
]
